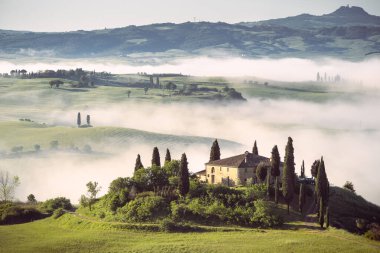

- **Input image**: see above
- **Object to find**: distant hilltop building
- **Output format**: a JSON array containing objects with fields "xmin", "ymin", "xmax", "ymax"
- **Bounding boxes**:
[{"xmin": 196, "ymin": 151, "xmax": 283, "ymax": 186}]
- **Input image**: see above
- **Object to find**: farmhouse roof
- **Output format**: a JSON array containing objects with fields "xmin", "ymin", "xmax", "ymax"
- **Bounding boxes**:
[{"xmin": 205, "ymin": 151, "xmax": 269, "ymax": 168}]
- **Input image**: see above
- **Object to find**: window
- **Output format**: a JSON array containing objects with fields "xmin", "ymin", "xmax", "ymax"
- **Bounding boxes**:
[
  {"xmin": 211, "ymin": 167, "xmax": 215, "ymax": 173},
  {"xmin": 220, "ymin": 167, "xmax": 222, "ymax": 171},
  {"xmin": 207, "ymin": 174, "xmax": 210, "ymax": 177},
  {"xmin": 227, "ymin": 168, "xmax": 229, "ymax": 172}
]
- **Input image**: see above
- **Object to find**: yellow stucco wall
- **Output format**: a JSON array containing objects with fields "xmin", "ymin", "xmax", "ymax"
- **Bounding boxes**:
[{"xmin": 205, "ymin": 164, "xmax": 282, "ymax": 186}]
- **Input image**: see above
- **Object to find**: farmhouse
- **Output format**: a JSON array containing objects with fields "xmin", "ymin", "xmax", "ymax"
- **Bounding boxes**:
[{"xmin": 197, "ymin": 151, "xmax": 282, "ymax": 186}]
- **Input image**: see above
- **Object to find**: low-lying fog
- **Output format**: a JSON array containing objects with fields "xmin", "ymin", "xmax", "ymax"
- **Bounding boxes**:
[{"xmin": 1, "ymin": 57, "xmax": 380, "ymax": 205}]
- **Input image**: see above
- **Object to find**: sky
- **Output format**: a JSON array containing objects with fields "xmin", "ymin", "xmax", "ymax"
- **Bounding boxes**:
[{"xmin": 0, "ymin": 0, "xmax": 380, "ymax": 32}]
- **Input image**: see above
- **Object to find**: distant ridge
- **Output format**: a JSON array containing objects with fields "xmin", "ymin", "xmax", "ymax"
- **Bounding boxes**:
[{"xmin": 0, "ymin": 6, "xmax": 380, "ymax": 61}]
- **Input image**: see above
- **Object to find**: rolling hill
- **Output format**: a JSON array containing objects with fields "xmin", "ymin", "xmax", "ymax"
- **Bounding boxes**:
[{"xmin": 0, "ymin": 6, "xmax": 379, "ymax": 61}]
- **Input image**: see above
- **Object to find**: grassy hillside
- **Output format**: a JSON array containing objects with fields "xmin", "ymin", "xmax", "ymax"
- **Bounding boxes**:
[
  {"xmin": 0, "ymin": 121, "xmax": 241, "ymax": 152},
  {"xmin": 0, "ymin": 214, "xmax": 379, "ymax": 253},
  {"xmin": 329, "ymin": 186, "xmax": 380, "ymax": 232}
]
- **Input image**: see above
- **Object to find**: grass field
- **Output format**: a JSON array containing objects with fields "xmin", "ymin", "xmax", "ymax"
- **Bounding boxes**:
[{"xmin": 0, "ymin": 213, "xmax": 379, "ymax": 253}]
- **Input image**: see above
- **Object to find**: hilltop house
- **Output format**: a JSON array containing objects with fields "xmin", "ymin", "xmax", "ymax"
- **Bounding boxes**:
[{"xmin": 196, "ymin": 151, "xmax": 282, "ymax": 186}]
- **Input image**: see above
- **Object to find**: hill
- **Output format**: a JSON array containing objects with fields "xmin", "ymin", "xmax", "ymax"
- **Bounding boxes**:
[
  {"xmin": 0, "ymin": 208, "xmax": 379, "ymax": 252},
  {"xmin": 0, "ymin": 6, "xmax": 379, "ymax": 61},
  {"xmin": 0, "ymin": 121, "xmax": 241, "ymax": 153}
]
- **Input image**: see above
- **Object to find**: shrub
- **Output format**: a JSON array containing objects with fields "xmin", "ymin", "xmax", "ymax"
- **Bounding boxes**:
[
  {"xmin": 119, "ymin": 195, "xmax": 169, "ymax": 222},
  {"xmin": 40, "ymin": 197, "xmax": 73, "ymax": 213},
  {"xmin": 245, "ymin": 184, "xmax": 267, "ymax": 201},
  {"xmin": 0, "ymin": 203, "xmax": 45, "ymax": 225},
  {"xmin": 251, "ymin": 200, "xmax": 283, "ymax": 227},
  {"xmin": 160, "ymin": 218, "xmax": 177, "ymax": 232},
  {"xmin": 52, "ymin": 208, "xmax": 65, "ymax": 219},
  {"xmin": 365, "ymin": 223, "xmax": 380, "ymax": 241}
]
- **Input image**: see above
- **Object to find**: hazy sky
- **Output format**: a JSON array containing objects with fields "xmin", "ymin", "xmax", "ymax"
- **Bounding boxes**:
[{"xmin": 0, "ymin": 0, "xmax": 379, "ymax": 32}]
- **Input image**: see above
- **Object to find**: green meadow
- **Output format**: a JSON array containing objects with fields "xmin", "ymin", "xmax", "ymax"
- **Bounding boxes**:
[{"xmin": 0, "ymin": 213, "xmax": 379, "ymax": 253}]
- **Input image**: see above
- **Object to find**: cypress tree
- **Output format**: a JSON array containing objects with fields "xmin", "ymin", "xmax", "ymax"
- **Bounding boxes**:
[
  {"xmin": 165, "ymin": 148, "xmax": 171, "ymax": 164},
  {"xmin": 316, "ymin": 157, "xmax": 328, "ymax": 211},
  {"xmin": 178, "ymin": 153, "xmax": 190, "ymax": 196},
  {"xmin": 282, "ymin": 137, "xmax": 295, "ymax": 214},
  {"xmin": 252, "ymin": 140, "xmax": 258, "ymax": 155},
  {"xmin": 326, "ymin": 206, "xmax": 330, "ymax": 228},
  {"xmin": 271, "ymin": 145, "xmax": 281, "ymax": 204},
  {"xmin": 77, "ymin": 112, "xmax": 81, "ymax": 127},
  {"xmin": 311, "ymin": 160, "xmax": 320, "ymax": 178},
  {"xmin": 319, "ymin": 196, "xmax": 325, "ymax": 228},
  {"xmin": 209, "ymin": 139, "xmax": 221, "ymax": 162},
  {"xmin": 134, "ymin": 154, "xmax": 144, "ymax": 172},
  {"xmin": 152, "ymin": 147, "xmax": 161, "ymax": 167},
  {"xmin": 86, "ymin": 115, "xmax": 91, "ymax": 125},
  {"xmin": 300, "ymin": 160, "xmax": 305, "ymax": 178},
  {"xmin": 299, "ymin": 183, "xmax": 305, "ymax": 213}
]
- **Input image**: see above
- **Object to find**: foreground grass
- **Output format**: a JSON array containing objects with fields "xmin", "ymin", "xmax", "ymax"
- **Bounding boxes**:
[{"xmin": 0, "ymin": 214, "xmax": 379, "ymax": 253}]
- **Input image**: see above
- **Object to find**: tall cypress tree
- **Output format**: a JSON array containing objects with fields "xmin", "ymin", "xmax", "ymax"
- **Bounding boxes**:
[
  {"xmin": 165, "ymin": 148, "xmax": 171, "ymax": 164},
  {"xmin": 252, "ymin": 140, "xmax": 258, "ymax": 155},
  {"xmin": 316, "ymin": 156, "xmax": 329, "ymax": 227},
  {"xmin": 319, "ymin": 196, "xmax": 325, "ymax": 228},
  {"xmin": 209, "ymin": 139, "xmax": 221, "ymax": 162},
  {"xmin": 178, "ymin": 153, "xmax": 190, "ymax": 196},
  {"xmin": 282, "ymin": 137, "xmax": 295, "ymax": 214},
  {"xmin": 299, "ymin": 183, "xmax": 305, "ymax": 213},
  {"xmin": 86, "ymin": 115, "xmax": 91, "ymax": 125},
  {"xmin": 271, "ymin": 145, "xmax": 281, "ymax": 204},
  {"xmin": 152, "ymin": 147, "xmax": 161, "ymax": 167},
  {"xmin": 300, "ymin": 160, "xmax": 305, "ymax": 178},
  {"xmin": 134, "ymin": 154, "xmax": 144, "ymax": 172},
  {"xmin": 326, "ymin": 206, "xmax": 330, "ymax": 228},
  {"xmin": 77, "ymin": 112, "xmax": 81, "ymax": 127}
]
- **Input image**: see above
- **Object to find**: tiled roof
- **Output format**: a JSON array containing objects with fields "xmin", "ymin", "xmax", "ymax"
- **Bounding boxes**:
[{"xmin": 205, "ymin": 152, "xmax": 269, "ymax": 168}]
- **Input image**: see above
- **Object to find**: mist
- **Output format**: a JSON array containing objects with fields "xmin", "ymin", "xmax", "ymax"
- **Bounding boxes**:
[
  {"xmin": 1, "ymin": 56, "xmax": 380, "ymax": 205},
  {"xmin": 1, "ymin": 56, "xmax": 380, "ymax": 86},
  {"xmin": 0, "ymin": 96, "xmax": 379, "ymax": 205}
]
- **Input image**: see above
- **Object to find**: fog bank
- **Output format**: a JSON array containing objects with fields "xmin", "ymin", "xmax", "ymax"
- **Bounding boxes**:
[{"xmin": 1, "ymin": 56, "xmax": 380, "ymax": 85}]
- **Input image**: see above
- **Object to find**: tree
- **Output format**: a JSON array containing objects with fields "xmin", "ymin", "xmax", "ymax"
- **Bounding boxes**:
[
  {"xmin": 343, "ymin": 181, "xmax": 355, "ymax": 193},
  {"xmin": 271, "ymin": 145, "xmax": 281, "ymax": 204},
  {"xmin": 127, "ymin": 90, "xmax": 131, "ymax": 98},
  {"xmin": 319, "ymin": 196, "xmax": 325, "ymax": 228},
  {"xmin": 50, "ymin": 140, "xmax": 59, "ymax": 150},
  {"xmin": 144, "ymin": 86, "xmax": 149, "ymax": 95},
  {"xmin": 282, "ymin": 137, "xmax": 295, "ymax": 214},
  {"xmin": 299, "ymin": 183, "xmax": 305, "ymax": 213},
  {"xmin": 86, "ymin": 115, "xmax": 90, "ymax": 125},
  {"xmin": 134, "ymin": 154, "xmax": 144, "ymax": 172},
  {"xmin": 256, "ymin": 162, "xmax": 268, "ymax": 183},
  {"xmin": 165, "ymin": 148, "xmax": 171, "ymax": 165},
  {"xmin": 77, "ymin": 112, "xmax": 81, "ymax": 127},
  {"xmin": 0, "ymin": 170, "xmax": 20, "ymax": 202},
  {"xmin": 152, "ymin": 147, "xmax": 161, "ymax": 167},
  {"xmin": 326, "ymin": 206, "xmax": 330, "ymax": 228},
  {"xmin": 252, "ymin": 140, "xmax": 258, "ymax": 155},
  {"xmin": 311, "ymin": 159, "xmax": 320, "ymax": 178},
  {"xmin": 178, "ymin": 153, "xmax": 190, "ymax": 196},
  {"xmin": 156, "ymin": 76, "xmax": 160, "ymax": 87},
  {"xmin": 300, "ymin": 160, "xmax": 305, "ymax": 178},
  {"xmin": 27, "ymin": 194, "xmax": 37, "ymax": 203},
  {"xmin": 315, "ymin": 156, "xmax": 329, "ymax": 228},
  {"xmin": 209, "ymin": 139, "xmax": 221, "ymax": 162},
  {"xmin": 34, "ymin": 144, "xmax": 41, "ymax": 152},
  {"xmin": 85, "ymin": 181, "xmax": 101, "ymax": 211}
]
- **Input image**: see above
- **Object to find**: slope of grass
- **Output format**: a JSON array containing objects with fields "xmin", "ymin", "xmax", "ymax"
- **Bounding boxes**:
[
  {"xmin": 0, "ymin": 213, "xmax": 379, "ymax": 253},
  {"xmin": 0, "ymin": 120, "xmax": 241, "ymax": 152},
  {"xmin": 329, "ymin": 186, "xmax": 380, "ymax": 232}
]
